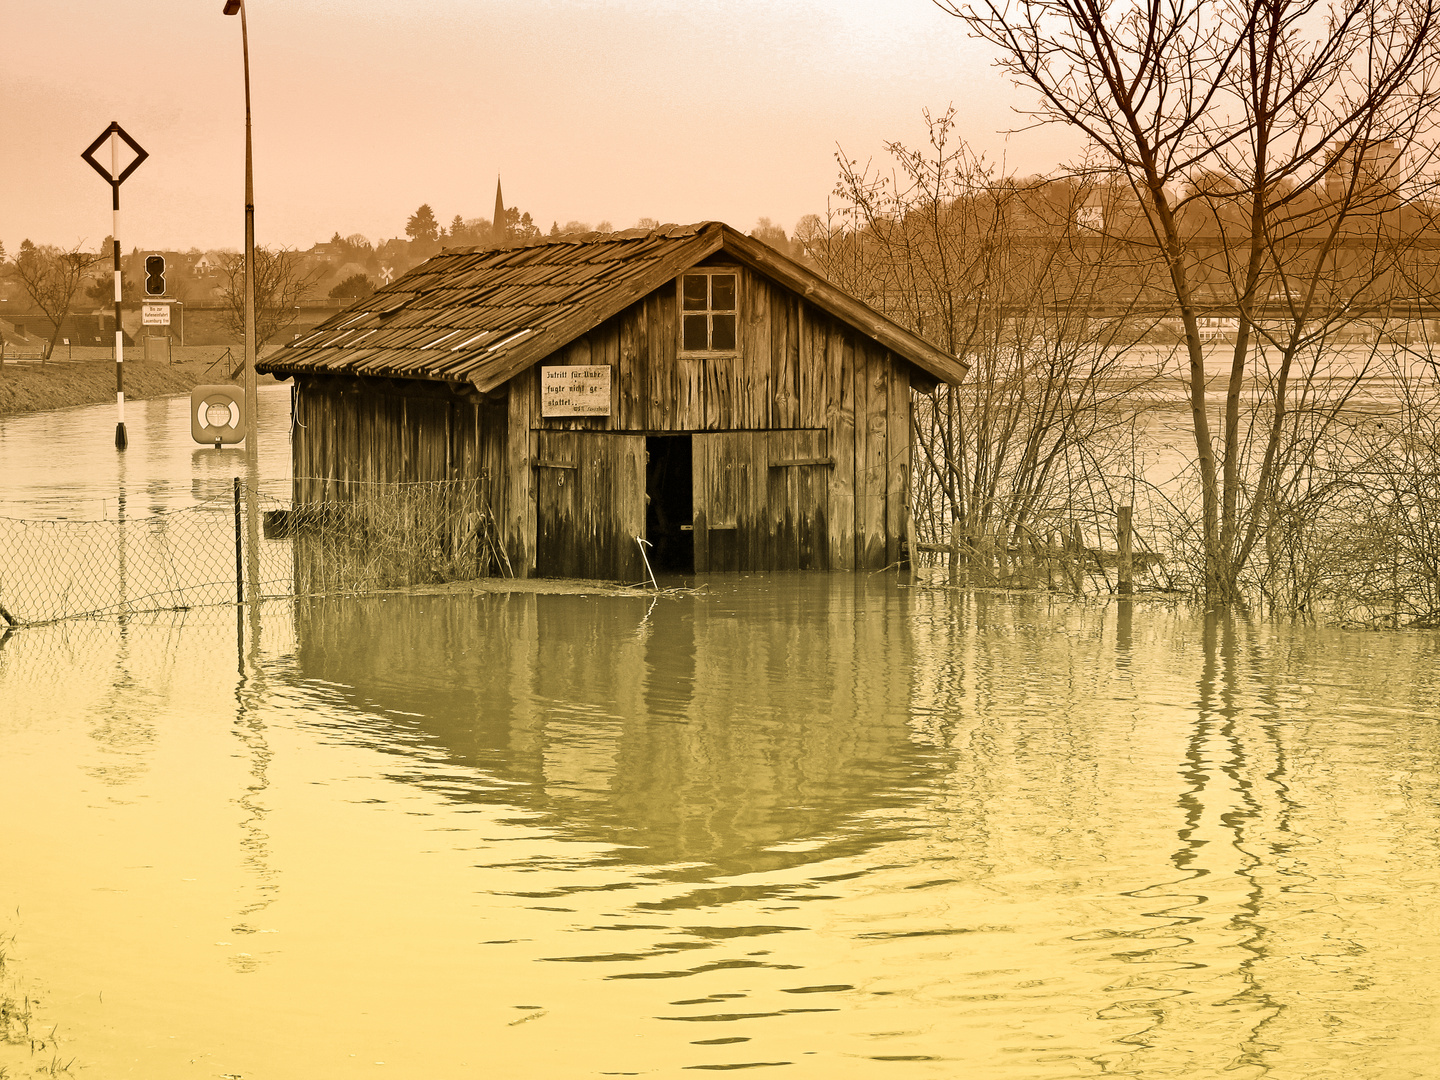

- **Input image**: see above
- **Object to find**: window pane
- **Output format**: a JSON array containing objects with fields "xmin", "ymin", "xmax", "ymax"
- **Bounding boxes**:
[
  {"xmin": 711, "ymin": 313, "xmax": 736, "ymax": 351},
  {"xmin": 710, "ymin": 274, "xmax": 736, "ymax": 311},
  {"xmin": 683, "ymin": 314, "xmax": 709, "ymax": 351},
  {"xmin": 682, "ymin": 275, "xmax": 708, "ymax": 311}
]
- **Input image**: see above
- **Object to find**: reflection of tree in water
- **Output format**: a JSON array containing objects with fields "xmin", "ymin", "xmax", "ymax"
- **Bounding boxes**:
[
  {"xmin": 289, "ymin": 578, "xmax": 942, "ymax": 878},
  {"xmin": 898, "ymin": 591, "xmax": 1440, "ymax": 1076},
  {"xmin": 84, "ymin": 620, "xmax": 161, "ymax": 788},
  {"xmin": 1094, "ymin": 612, "xmax": 1440, "ymax": 1077},
  {"xmin": 230, "ymin": 604, "xmax": 278, "ymax": 971},
  {"xmin": 6, "ymin": 617, "xmax": 177, "ymax": 790}
]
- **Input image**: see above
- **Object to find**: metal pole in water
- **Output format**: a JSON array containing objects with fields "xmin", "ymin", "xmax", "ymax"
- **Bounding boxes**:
[
  {"xmin": 637, "ymin": 536, "xmax": 659, "ymax": 590},
  {"xmin": 111, "ymin": 131, "xmax": 126, "ymax": 449},
  {"xmin": 80, "ymin": 121, "xmax": 147, "ymax": 451},
  {"xmin": 224, "ymin": 0, "xmax": 259, "ymax": 457},
  {"xmin": 234, "ymin": 476, "xmax": 244, "ymax": 606}
]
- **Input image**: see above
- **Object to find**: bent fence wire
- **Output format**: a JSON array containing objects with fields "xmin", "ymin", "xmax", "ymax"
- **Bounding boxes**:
[{"xmin": 0, "ymin": 478, "xmax": 507, "ymax": 627}]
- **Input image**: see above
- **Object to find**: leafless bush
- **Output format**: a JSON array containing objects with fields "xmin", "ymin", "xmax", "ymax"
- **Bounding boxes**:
[
  {"xmin": 804, "ymin": 111, "xmax": 1167, "ymax": 566},
  {"xmin": 1272, "ymin": 359, "xmax": 1440, "ymax": 624}
]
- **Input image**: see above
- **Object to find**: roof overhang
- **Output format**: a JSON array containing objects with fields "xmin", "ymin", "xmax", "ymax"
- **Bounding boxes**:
[{"xmin": 260, "ymin": 221, "xmax": 967, "ymax": 392}]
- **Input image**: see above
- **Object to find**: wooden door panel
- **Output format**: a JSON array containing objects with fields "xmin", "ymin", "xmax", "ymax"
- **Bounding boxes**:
[
  {"xmin": 534, "ymin": 431, "xmax": 580, "ymax": 578},
  {"xmin": 694, "ymin": 430, "xmax": 829, "ymax": 572},
  {"xmin": 534, "ymin": 431, "xmax": 645, "ymax": 581},
  {"xmin": 766, "ymin": 429, "xmax": 829, "ymax": 571}
]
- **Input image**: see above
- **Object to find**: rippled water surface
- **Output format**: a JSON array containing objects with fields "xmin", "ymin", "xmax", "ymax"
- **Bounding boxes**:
[{"xmin": 2, "ymin": 579, "xmax": 1438, "ymax": 1078}]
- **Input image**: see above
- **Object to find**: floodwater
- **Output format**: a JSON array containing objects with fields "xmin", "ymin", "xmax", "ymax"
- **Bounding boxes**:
[
  {"xmin": 3, "ymin": 583, "xmax": 1440, "ymax": 1077},
  {"xmin": 0, "ymin": 383, "xmax": 294, "ymax": 517},
  {"xmin": 2, "ymin": 387, "xmax": 1439, "ymax": 1078}
]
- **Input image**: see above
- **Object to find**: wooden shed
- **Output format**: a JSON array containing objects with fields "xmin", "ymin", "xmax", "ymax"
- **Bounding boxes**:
[{"xmin": 258, "ymin": 222, "xmax": 967, "ymax": 581}]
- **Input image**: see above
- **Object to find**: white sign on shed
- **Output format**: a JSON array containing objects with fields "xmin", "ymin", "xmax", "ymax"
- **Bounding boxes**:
[{"xmin": 540, "ymin": 365, "xmax": 611, "ymax": 417}]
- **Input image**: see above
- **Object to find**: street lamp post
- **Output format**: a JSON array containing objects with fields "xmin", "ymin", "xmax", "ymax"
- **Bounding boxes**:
[
  {"xmin": 224, "ymin": 0, "xmax": 258, "ymax": 457},
  {"xmin": 223, "ymin": 0, "xmax": 262, "ymax": 660}
]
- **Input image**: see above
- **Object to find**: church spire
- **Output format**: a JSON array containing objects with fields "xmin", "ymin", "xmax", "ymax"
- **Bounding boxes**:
[{"xmin": 493, "ymin": 177, "xmax": 505, "ymax": 245}]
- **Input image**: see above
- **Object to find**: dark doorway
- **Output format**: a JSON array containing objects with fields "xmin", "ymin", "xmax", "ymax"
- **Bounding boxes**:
[{"xmin": 646, "ymin": 436, "xmax": 693, "ymax": 574}]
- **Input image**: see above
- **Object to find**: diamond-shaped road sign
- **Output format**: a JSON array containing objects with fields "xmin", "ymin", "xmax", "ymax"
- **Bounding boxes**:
[{"xmin": 81, "ymin": 122, "xmax": 148, "ymax": 187}]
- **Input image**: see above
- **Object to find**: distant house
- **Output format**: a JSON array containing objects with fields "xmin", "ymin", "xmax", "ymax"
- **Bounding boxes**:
[
  {"xmin": 258, "ymin": 222, "xmax": 967, "ymax": 581},
  {"xmin": 1197, "ymin": 316, "xmax": 1238, "ymax": 341},
  {"xmin": 191, "ymin": 250, "xmax": 227, "ymax": 276},
  {"xmin": 1076, "ymin": 194, "xmax": 1105, "ymax": 231},
  {"xmin": 0, "ymin": 318, "xmax": 33, "ymax": 348}
]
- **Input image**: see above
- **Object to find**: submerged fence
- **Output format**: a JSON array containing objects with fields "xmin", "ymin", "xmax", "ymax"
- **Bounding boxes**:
[
  {"xmin": 910, "ymin": 505, "xmax": 1171, "ymax": 595},
  {"xmin": 0, "ymin": 478, "xmax": 507, "ymax": 627}
]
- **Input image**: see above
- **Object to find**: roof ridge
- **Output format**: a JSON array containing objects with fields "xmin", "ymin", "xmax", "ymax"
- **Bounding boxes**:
[
  {"xmin": 440, "ymin": 221, "xmax": 712, "ymax": 257},
  {"xmin": 259, "ymin": 221, "xmax": 968, "ymax": 389}
]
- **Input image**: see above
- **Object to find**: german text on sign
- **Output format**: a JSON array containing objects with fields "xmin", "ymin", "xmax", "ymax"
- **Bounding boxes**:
[{"xmin": 540, "ymin": 365, "xmax": 612, "ymax": 417}]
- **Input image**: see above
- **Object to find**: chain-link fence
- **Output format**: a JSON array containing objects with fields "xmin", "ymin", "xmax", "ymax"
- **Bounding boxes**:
[{"xmin": 0, "ymin": 478, "xmax": 506, "ymax": 627}]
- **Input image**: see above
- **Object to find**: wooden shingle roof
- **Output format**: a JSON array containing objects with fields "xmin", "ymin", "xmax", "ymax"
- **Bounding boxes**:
[{"xmin": 258, "ymin": 221, "xmax": 967, "ymax": 391}]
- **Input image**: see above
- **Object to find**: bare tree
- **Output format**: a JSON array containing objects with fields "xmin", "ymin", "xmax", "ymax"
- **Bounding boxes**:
[
  {"xmin": 10, "ymin": 240, "xmax": 100, "ymax": 361},
  {"xmin": 220, "ymin": 246, "xmax": 322, "ymax": 350},
  {"xmin": 810, "ymin": 111, "xmax": 1168, "ymax": 569},
  {"xmin": 940, "ymin": 0, "xmax": 1440, "ymax": 600}
]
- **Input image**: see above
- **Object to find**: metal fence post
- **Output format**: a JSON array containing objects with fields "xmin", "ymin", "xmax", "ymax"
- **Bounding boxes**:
[{"xmin": 234, "ymin": 476, "xmax": 244, "ymax": 605}]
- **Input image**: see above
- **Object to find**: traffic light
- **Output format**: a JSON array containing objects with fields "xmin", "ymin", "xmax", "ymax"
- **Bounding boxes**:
[{"xmin": 144, "ymin": 254, "xmax": 166, "ymax": 296}]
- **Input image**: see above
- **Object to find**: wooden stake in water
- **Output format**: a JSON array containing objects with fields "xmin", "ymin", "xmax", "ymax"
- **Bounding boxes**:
[{"xmin": 1118, "ymin": 505, "xmax": 1134, "ymax": 595}]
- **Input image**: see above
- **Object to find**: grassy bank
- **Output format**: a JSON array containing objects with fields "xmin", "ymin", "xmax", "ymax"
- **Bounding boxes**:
[{"xmin": 0, "ymin": 347, "xmax": 257, "ymax": 418}]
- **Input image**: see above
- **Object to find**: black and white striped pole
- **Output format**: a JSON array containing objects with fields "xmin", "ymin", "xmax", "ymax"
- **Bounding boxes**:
[{"xmin": 81, "ymin": 122, "xmax": 148, "ymax": 451}]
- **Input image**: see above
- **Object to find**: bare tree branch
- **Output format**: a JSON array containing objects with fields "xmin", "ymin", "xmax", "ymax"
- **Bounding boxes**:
[
  {"xmin": 220, "ymin": 246, "xmax": 324, "ymax": 351},
  {"xmin": 938, "ymin": 0, "xmax": 1440, "ymax": 600},
  {"xmin": 9, "ymin": 242, "xmax": 101, "ymax": 361}
]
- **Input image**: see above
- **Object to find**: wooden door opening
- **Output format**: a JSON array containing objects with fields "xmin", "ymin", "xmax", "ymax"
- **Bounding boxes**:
[{"xmin": 645, "ymin": 435, "xmax": 694, "ymax": 574}]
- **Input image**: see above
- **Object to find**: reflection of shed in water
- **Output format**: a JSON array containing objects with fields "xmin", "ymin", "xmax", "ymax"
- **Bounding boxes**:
[
  {"xmin": 257, "ymin": 223, "xmax": 966, "ymax": 582},
  {"xmin": 289, "ymin": 580, "xmax": 934, "ymax": 871}
]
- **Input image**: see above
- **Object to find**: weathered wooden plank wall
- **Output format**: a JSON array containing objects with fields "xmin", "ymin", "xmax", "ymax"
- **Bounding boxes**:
[
  {"xmin": 689, "ymin": 430, "xmax": 831, "ymax": 572},
  {"xmin": 291, "ymin": 262, "xmax": 925, "ymax": 581},
  {"xmin": 506, "ymin": 270, "xmax": 915, "ymax": 571},
  {"xmin": 524, "ymin": 273, "xmax": 870, "ymax": 436},
  {"xmin": 533, "ymin": 431, "xmax": 645, "ymax": 581},
  {"xmin": 293, "ymin": 381, "xmax": 508, "ymax": 540},
  {"xmin": 505, "ymin": 371, "xmax": 537, "ymax": 576},
  {"xmin": 830, "ymin": 332, "xmax": 857, "ymax": 570}
]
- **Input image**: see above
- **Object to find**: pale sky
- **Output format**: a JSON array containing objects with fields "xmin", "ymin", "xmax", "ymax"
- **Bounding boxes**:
[{"xmin": 2, "ymin": 0, "xmax": 1077, "ymax": 255}]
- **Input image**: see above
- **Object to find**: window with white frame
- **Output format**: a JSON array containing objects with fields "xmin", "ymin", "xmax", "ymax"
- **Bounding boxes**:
[{"xmin": 679, "ymin": 270, "xmax": 738, "ymax": 354}]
